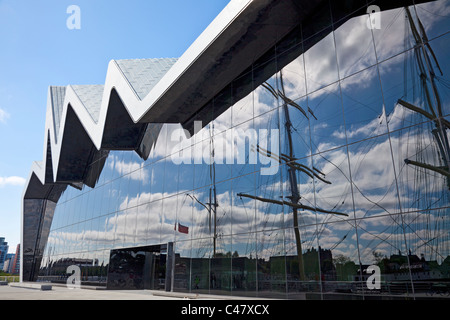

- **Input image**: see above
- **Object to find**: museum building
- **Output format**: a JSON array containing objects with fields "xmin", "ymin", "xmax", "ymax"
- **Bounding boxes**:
[{"xmin": 22, "ymin": 0, "xmax": 450, "ymax": 299}]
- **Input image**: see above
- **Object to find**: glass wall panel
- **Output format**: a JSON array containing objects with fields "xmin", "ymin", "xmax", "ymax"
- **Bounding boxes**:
[
  {"xmin": 279, "ymin": 54, "xmax": 307, "ymax": 103},
  {"xmin": 160, "ymin": 193, "xmax": 178, "ymax": 244},
  {"xmin": 227, "ymin": 120, "xmax": 258, "ymax": 180},
  {"xmin": 174, "ymin": 239, "xmax": 191, "ymax": 293},
  {"xmin": 97, "ymin": 214, "xmax": 111, "ymax": 251},
  {"xmin": 88, "ymin": 216, "xmax": 101, "ymax": 253},
  {"xmin": 304, "ymin": 32, "xmax": 339, "ymax": 94},
  {"xmin": 340, "ymin": 65, "xmax": 387, "ymax": 145},
  {"xmin": 37, "ymin": 2, "xmax": 450, "ymax": 297},
  {"xmin": 254, "ymin": 70, "xmax": 278, "ymax": 120},
  {"xmin": 210, "ymin": 235, "xmax": 232, "ymax": 296},
  {"xmin": 425, "ymin": 33, "xmax": 450, "ymax": 117},
  {"xmin": 316, "ymin": 220, "xmax": 359, "ymax": 297},
  {"xmin": 174, "ymin": 192, "xmax": 192, "ymax": 243},
  {"xmin": 372, "ymin": 7, "xmax": 414, "ymax": 63},
  {"xmin": 232, "ymin": 70, "xmax": 255, "ymax": 128},
  {"xmin": 209, "ymin": 127, "xmax": 233, "ymax": 184},
  {"xmin": 310, "ymin": 146, "xmax": 353, "ymax": 227},
  {"xmin": 355, "ymin": 213, "xmax": 414, "ymax": 297},
  {"xmin": 308, "ymin": 83, "xmax": 347, "ymax": 152},
  {"xmin": 52, "ymin": 202, "xmax": 63, "ymax": 231},
  {"xmin": 147, "ymin": 200, "xmax": 163, "ymax": 245},
  {"xmin": 83, "ymin": 219, "xmax": 94, "ymax": 253},
  {"xmin": 214, "ymin": 87, "xmax": 232, "ymax": 130},
  {"xmin": 192, "ymin": 124, "xmax": 215, "ymax": 191},
  {"xmin": 412, "ymin": 1, "xmax": 450, "ymax": 41},
  {"xmin": 190, "ymin": 186, "xmax": 212, "ymax": 242},
  {"xmin": 258, "ymin": 229, "xmax": 286, "ymax": 298},
  {"xmin": 253, "ymin": 106, "xmax": 285, "ymax": 236},
  {"xmin": 389, "ymin": 119, "xmax": 448, "ymax": 213},
  {"xmin": 285, "ymin": 225, "xmax": 321, "ymax": 298},
  {"xmin": 191, "ymin": 237, "xmax": 213, "ymax": 293},
  {"xmin": 232, "ymin": 171, "xmax": 257, "ymax": 236},
  {"xmin": 346, "ymin": 135, "xmax": 401, "ymax": 218},
  {"xmin": 122, "ymin": 207, "xmax": 137, "ymax": 249},
  {"xmin": 231, "ymin": 232, "xmax": 257, "ymax": 297},
  {"xmin": 334, "ymin": 13, "xmax": 377, "ymax": 79}
]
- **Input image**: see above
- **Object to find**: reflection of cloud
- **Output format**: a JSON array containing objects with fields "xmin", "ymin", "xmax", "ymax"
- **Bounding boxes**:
[
  {"xmin": 333, "ymin": 106, "xmax": 387, "ymax": 140},
  {"xmin": 109, "ymin": 155, "xmax": 149, "ymax": 182},
  {"xmin": 280, "ymin": 3, "xmax": 450, "ymax": 104},
  {"xmin": 46, "ymin": 2, "xmax": 450, "ymax": 266}
]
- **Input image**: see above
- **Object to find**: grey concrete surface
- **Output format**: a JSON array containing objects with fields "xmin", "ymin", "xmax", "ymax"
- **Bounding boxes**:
[
  {"xmin": 1, "ymin": 282, "xmax": 266, "ymax": 300},
  {"xmin": 0, "ymin": 283, "xmax": 213, "ymax": 300}
]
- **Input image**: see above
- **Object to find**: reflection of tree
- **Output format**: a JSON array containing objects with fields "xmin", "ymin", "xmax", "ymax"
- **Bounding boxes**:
[
  {"xmin": 333, "ymin": 254, "xmax": 357, "ymax": 282},
  {"xmin": 372, "ymin": 251, "xmax": 385, "ymax": 265}
]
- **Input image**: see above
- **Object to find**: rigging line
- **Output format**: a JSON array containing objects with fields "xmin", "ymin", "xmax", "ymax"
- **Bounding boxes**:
[
  {"xmin": 417, "ymin": 5, "xmax": 450, "ymax": 18},
  {"xmin": 239, "ymin": 195, "xmax": 253, "ymax": 234},
  {"xmin": 412, "ymin": 9, "xmax": 447, "ymax": 130},
  {"xmin": 176, "ymin": 193, "xmax": 189, "ymax": 223},
  {"xmin": 381, "ymin": 8, "xmax": 405, "ymax": 44},
  {"xmin": 310, "ymin": 214, "xmax": 340, "ymax": 249},
  {"xmin": 352, "ymin": 211, "xmax": 418, "ymax": 254},
  {"xmin": 404, "ymin": 12, "xmax": 409, "ymax": 100},
  {"xmin": 348, "ymin": 129, "xmax": 384, "ymax": 178},
  {"xmin": 309, "ymin": 213, "xmax": 405, "ymax": 255},
  {"xmin": 372, "ymin": 7, "xmax": 429, "ymax": 295},
  {"xmin": 363, "ymin": 227, "xmax": 403, "ymax": 256},
  {"xmin": 315, "ymin": 149, "xmax": 395, "ymax": 217},
  {"xmin": 399, "ymin": 201, "xmax": 448, "ymax": 251},
  {"xmin": 365, "ymin": 192, "xmax": 443, "ymax": 254}
]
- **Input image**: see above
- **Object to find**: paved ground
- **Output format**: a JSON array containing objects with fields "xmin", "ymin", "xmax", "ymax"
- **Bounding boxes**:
[
  {"xmin": 2, "ymin": 282, "xmax": 447, "ymax": 301},
  {"xmin": 0, "ymin": 282, "xmax": 228, "ymax": 300},
  {"xmin": 0, "ymin": 282, "xmax": 271, "ymax": 300}
]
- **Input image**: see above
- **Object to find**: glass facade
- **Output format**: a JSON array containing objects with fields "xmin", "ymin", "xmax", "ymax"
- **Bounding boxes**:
[{"xmin": 38, "ymin": 1, "xmax": 450, "ymax": 299}]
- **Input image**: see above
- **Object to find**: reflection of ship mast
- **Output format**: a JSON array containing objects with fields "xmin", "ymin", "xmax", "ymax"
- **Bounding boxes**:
[
  {"xmin": 237, "ymin": 71, "xmax": 348, "ymax": 281},
  {"xmin": 187, "ymin": 124, "xmax": 219, "ymax": 257},
  {"xmin": 399, "ymin": 7, "xmax": 450, "ymax": 188},
  {"xmin": 208, "ymin": 123, "xmax": 219, "ymax": 257},
  {"xmin": 390, "ymin": 6, "xmax": 450, "ymax": 266}
]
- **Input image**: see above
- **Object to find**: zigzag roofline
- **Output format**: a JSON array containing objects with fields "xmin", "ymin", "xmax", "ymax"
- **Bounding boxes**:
[
  {"xmin": 25, "ymin": 0, "xmax": 254, "ymax": 193},
  {"xmin": 24, "ymin": 0, "xmax": 328, "ymax": 197}
]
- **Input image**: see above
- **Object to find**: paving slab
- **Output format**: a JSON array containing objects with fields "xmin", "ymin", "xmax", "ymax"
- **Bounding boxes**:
[{"xmin": 2, "ymin": 283, "xmax": 185, "ymax": 300}]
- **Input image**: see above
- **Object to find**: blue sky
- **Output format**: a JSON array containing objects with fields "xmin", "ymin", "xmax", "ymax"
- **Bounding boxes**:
[{"xmin": 0, "ymin": 0, "xmax": 230, "ymax": 253}]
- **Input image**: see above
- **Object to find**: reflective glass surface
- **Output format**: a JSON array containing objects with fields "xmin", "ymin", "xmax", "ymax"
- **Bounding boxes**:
[{"xmin": 38, "ymin": 1, "xmax": 450, "ymax": 299}]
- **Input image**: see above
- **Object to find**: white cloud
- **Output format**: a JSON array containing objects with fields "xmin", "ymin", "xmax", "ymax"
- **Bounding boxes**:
[
  {"xmin": 0, "ymin": 176, "xmax": 26, "ymax": 187},
  {"xmin": 0, "ymin": 108, "xmax": 9, "ymax": 123}
]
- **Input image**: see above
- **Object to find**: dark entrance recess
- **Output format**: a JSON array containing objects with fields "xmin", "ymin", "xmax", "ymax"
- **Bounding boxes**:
[{"xmin": 106, "ymin": 243, "xmax": 174, "ymax": 291}]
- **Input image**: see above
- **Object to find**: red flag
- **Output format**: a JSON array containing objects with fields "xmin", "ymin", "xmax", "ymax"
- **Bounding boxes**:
[{"xmin": 178, "ymin": 223, "xmax": 189, "ymax": 234}]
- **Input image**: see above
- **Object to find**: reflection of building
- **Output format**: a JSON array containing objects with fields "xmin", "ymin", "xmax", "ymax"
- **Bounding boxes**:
[
  {"xmin": 0, "ymin": 238, "xmax": 8, "ymax": 271},
  {"xmin": 0, "ymin": 242, "xmax": 20, "ymax": 275},
  {"xmin": 22, "ymin": 0, "xmax": 450, "ymax": 299},
  {"xmin": 39, "ymin": 257, "xmax": 100, "ymax": 284},
  {"xmin": 11, "ymin": 245, "xmax": 20, "ymax": 275},
  {"xmin": 2, "ymin": 254, "xmax": 14, "ymax": 273}
]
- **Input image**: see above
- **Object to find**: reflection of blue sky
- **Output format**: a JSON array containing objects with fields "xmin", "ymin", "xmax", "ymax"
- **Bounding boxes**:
[{"xmin": 47, "ymin": 2, "xmax": 450, "ymax": 266}]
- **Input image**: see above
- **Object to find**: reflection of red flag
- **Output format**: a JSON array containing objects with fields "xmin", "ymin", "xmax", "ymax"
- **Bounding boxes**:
[{"xmin": 178, "ymin": 223, "xmax": 189, "ymax": 234}]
